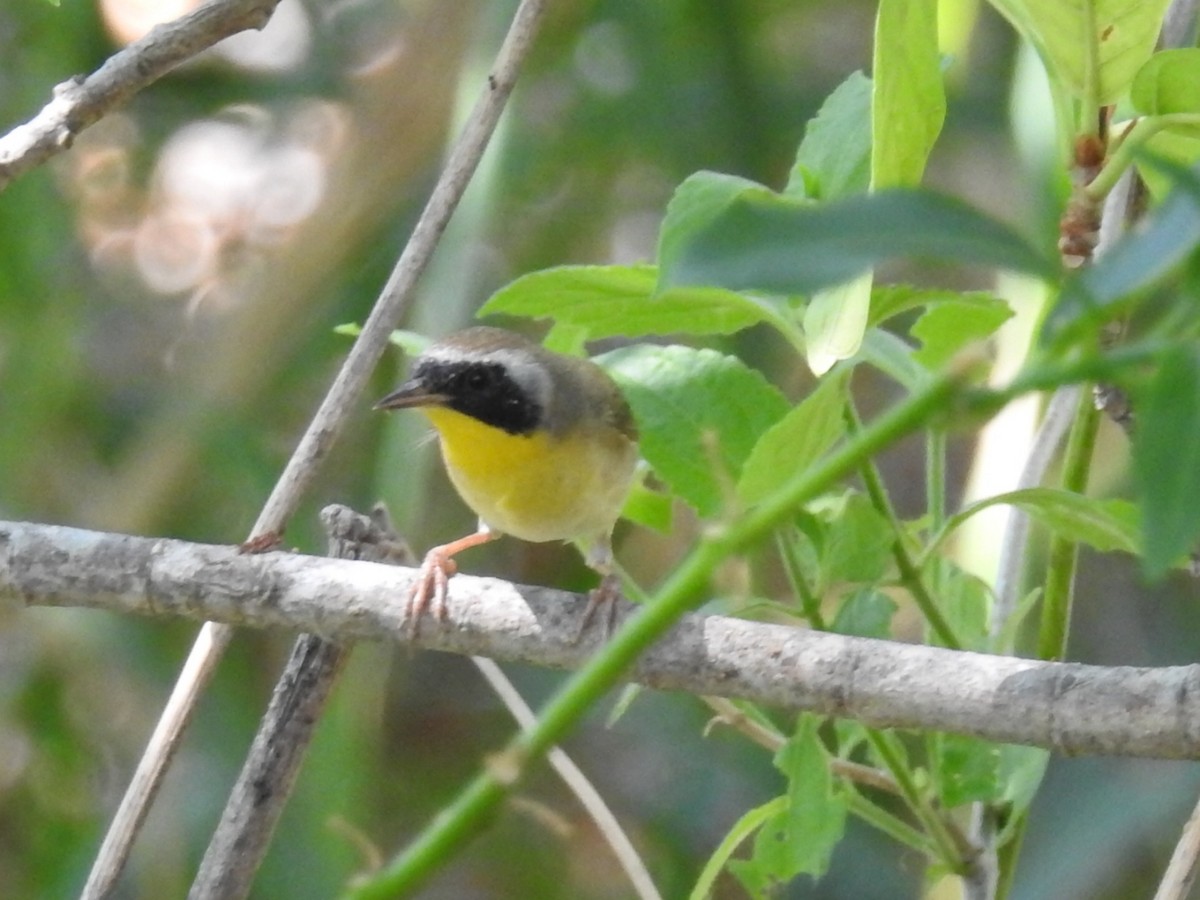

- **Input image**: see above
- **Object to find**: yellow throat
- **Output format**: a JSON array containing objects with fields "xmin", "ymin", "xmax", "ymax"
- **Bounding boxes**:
[{"xmin": 422, "ymin": 405, "xmax": 636, "ymax": 545}]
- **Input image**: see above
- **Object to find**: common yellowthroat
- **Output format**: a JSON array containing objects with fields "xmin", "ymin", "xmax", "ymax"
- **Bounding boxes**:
[{"xmin": 376, "ymin": 326, "xmax": 639, "ymax": 634}]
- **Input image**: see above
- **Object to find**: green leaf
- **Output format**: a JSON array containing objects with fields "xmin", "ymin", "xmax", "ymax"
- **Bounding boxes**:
[
  {"xmin": 910, "ymin": 297, "xmax": 1013, "ymax": 369},
  {"xmin": 597, "ymin": 345, "xmax": 789, "ymax": 517},
  {"xmin": 605, "ymin": 684, "xmax": 643, "ymax": 728},
  {"xmin": 658, "ymin": 186, "xmax": 1057, "ymax": 298},
  {"xmin": 857, "ymin": 328, "xmax": 932, "ymax": 391},
  {"xmin": 1131, "ymin": 49, "xmax": 1200, "ymax": 117},
  {"xmin": 1134, "ymin": 345, "xmax": 1200, "ymax": 578},
  {"xmin": 1138, "ymin": 131, "xmax": 1200, "ymax": 199},
  {"xmin": 933, "ymin": 734, "xmax": 1000, "ymax": 808},
  {"xmin": 479, "ymin": 264, "xmax": 779, "ymax": 339},
  {"xmin": 788, "ymin": 71, "xmax": 873, "ymax": 200},
  {"xmin": 383, "ymin": 329, "xmax": 431, "ymax": 356},
  {"xmin": 939, "ymin": 565, "xmax": 990, "ymax": 650},
  {"xmin": 657, "ymin": 171, "xmax": 777, "ymax": 280},
  {"xmin": 872, "ymin": 0, "xmax": 945, "ymax": 188},
  {"xmin": 833, "ymin": 719, "xmax": 869, "ymax": 758},
  {"xmin": 868, "ymin": 285, "xmax": 1009, "ymax": 328},
  {"xmin": 739, "ymin": 368, "xmax": 850, "ymax": 505},
  {"xmin": 619, "ymin": 473, "xmax": 673, "ymax": 534},
  {"xmin": 809, "ymin": 491, "xmax": 893, "ymax": 585},
  {"xmin": 691, "ymin": 797, "xmax": 787, "ymax": 900},
  {"xmin": 831, "ymin": 588, "xmax": 897, "ymax": 639},
  {"xmin": 542, "ymin": 321, "xmax": 589, "ymax": 356},
  {"xmin": 732, "ymin": 717, "xmax": 848, "ymax": 891},
  {"xmin": 929, "ymin": 488, "xmax": 1140, "ymax": 561},
  {"xmin": 989, "ymin": 0, "xmax": 1172, "ymax": 105},
  {"xmin": 805, "ymin": 270, "xmax": 874, "ymax": 375},
  {"xmin": 1026, "ymin": 494, "xmax": 1140, "ymax": 555},
  {"xmin": 996, "ymin": 745, "xmax": 1050, "ymax": 845},
  {"xmin": 992, "ymin": 587, "xmax": 1042, "ymax": 656},
  {"xmin": 781, "ymin": 524, "xmax": 823, "ymax": 601}
]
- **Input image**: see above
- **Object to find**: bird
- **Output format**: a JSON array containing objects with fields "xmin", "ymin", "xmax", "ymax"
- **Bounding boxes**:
[{"xmin": 375, "ymin": 326, "xmax": 639, "ymax": 637}]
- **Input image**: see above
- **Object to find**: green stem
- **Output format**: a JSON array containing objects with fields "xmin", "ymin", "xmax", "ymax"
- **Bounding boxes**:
[
  {"xmin": 923, "ymin": 426, "xmax": 948, "ymax": 638},
  {"xmin": 343, "ymin": 367, "xmax": 968, "ymax": 899},
  {"xmin": 892, "ymin": 547, "xmax": 960, "ymax": 649},
  {"xmin": 846, "ymin": 789, "xmax": 938, "ymax": 856},
  {"xmin": 964, "ymin": 339, "xmax": 1163, "ymax": 413},
  {"xmin": 926, "ymin": 428, "xmax": 947, "ymax": 534},
  {"xmin": 1077, "ymin": 1, "xmax": 1101, "ymax": 143},
  {"xmin": 995, "ymin": 812, "xmax": 1029, "ymax": 900},
  {"xmin": 1086, "ymin": 114, "xmax": 1200, "ymax": 201},
  {"xmin": 1036, "ymin": 386, "xmax": 1101, "ymax": 661},
  {"xmin": 865, "ymin": 731, "xmax": 967, "ymax": 872},
  {"xmin": 852, "ymin": 408, "xmax": 962, "ymax": 649},
  {"xmin": 776, "ymin": 529, "xmax": 825, "ymax": 629}
]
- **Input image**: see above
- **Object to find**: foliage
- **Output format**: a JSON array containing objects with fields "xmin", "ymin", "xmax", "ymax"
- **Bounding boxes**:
[
  {"xmin": 368, "ymin": 0, "xmax": 1200, "ymax": 896},
  {"xmin": 7, "ymin": 1, "xmax": 1200, "ymax": 899}
]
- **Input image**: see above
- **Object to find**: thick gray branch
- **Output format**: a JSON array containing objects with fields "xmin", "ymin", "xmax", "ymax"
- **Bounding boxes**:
[
  {"xmin": 5, "ymin": 519, "xmax": 1200, "ymax": 760},
  {"xmin": 0, "ymin": 0, "xmax": 281, "ymax": 192}
]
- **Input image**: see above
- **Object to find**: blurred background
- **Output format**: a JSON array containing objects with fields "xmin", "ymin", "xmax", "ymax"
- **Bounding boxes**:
[{"xmin": 1, "ymin": 0, "xmax": 1199, "ymax": 897}]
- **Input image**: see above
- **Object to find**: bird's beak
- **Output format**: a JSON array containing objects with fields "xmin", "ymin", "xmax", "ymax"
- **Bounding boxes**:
[{"xmin": 374, "ymin": 381, "xmax": 449, "ymax": 411}]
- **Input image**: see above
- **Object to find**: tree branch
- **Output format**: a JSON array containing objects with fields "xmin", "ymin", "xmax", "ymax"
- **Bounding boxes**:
[
  {"xmin": 5, "ymin": 518, "xmax": 1200, "ymax": 761},
  {"xmin": 0, "ymin": 0, "xmax": 282, "ymax": 192}
]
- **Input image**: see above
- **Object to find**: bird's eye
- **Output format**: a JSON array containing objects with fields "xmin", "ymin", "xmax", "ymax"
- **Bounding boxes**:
[{"xmin": 463, "ymin": 368, "xmax": 491, "ymax": 392}]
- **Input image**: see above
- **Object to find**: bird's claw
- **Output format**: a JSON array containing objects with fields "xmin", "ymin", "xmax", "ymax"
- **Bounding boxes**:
[
  {"xmin": 575, "ymin": 572, "xmax": 623, "ymax": 643},
  {"xmin": 407, "ymin": 549, "xmax": 458, "ymax": 636}
]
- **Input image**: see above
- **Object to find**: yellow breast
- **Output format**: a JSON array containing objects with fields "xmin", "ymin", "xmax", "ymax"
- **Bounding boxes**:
[{"xmin": 423, "ymin": 406, "xmax": 637, "ymax": 543}]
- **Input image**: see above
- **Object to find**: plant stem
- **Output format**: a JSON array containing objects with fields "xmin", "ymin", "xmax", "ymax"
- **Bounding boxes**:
[
  {"xmin": 926, "ymin": 428, "xmax": 947, "ymax": 534},
  {"xmin": 847, "ymin": 790, "xmax": 938, "ymax": 855},
  {"xmin": 866, "ymin": 731, "xmax": 968, "ymax": 872},
  {"xmin": 342, "ymin": 365, "xmax": 968, "ymax": 899},
  {"xmin": 852, "ymin": 406, "xmax": 962, "ymax": 649},
  {"xmin": 776, "ymin": 529, "xmax": 826, "ymax": 628},
  {"xmin": 924, "ymin": 428, "xmax": 948, "ymax": 633},
  {"xmin": 1086, "ymin": 114, "xmax": 1200, "ymax": 202},
  {"xmin": 1077, "ymin": 0, "xmax": 1102, "ymax": 143},
  {"xmin": 1036, "ymin": 385, "xmax": 1101, "ymax": 661},
  {"xmin": 995, "ymin": 814, "xmax": 1029, "ymax": 900}
]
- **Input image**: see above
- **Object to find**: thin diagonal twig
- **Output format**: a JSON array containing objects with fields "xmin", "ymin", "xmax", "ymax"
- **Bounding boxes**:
[
  {"xmin": 1155, "ymin": 790, "xmax": 1200, "ymax": 900},
  {"xmin": 80, "ymin": 0, "xmax": 549, "ymax": 894},
  {"xmin": 187, "ymin": 506, "xmax": 411, "ymax": 900},
  {"xmin": 472, "ymin": 656, "xmax": 662, "ymax": 900}
]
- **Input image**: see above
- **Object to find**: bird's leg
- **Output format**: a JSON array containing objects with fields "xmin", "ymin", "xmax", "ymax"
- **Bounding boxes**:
[
  {"xmin": 578, "ymin": 572, "xmax": 622, "ymax": 640},
  {"xmin": 408, "ymin": 523, "xmax": 497, "ymax": 635},
  {"xmin": 576, "ymin": 535, "xmax": 623, "ymax": 642}
]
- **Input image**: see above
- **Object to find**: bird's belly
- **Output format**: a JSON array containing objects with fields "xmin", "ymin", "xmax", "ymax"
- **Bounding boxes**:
[{"xmin": 426, "ymin": 408, "xmax": 635, "ymax": 542}]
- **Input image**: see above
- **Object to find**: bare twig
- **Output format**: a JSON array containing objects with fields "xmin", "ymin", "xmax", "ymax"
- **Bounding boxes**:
[
  {"xmin": 188, "ymin": 506, "xmax": 411, "ymax": 900},
  {"xmin": 7, "ymin": 518, "xmax": 1200, "ymax": 760},
  {"xmin": 472, "ymin": 656, "xmax": 662, "ymax": 900},
  {"xmin": 80, "ymin": 620, "xmax": 232, "ymax": 900},
  {"xmin": 1155, "ymin": 791, "xmax": 1200, "ymax": 900},
  {"xmin": 79, "ymin": 0, "xmax": 549, "ymax": 893},
  {"xmin": 702, "ymin": 697, "xmax": 900, "ymax": 795},
  {"xmin": 989, "ymin": 384, "xmax": 1082, "ymax": 631},
  {"xmin": 0, "ymin": 0, "xmax": 282, "ymax": 192},
  {"xmin": 192, "ymin": 633, "xmax": 348, "ymax": 900}
]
